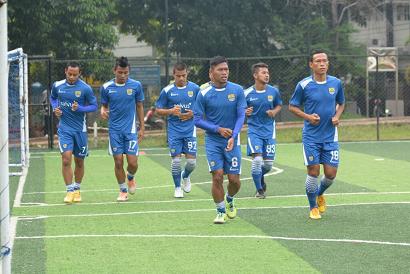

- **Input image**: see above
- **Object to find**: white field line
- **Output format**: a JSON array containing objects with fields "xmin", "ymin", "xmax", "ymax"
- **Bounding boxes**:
[
  {"xmin": 21, "ymin": 166, "xmax": 284, "ymax": 196},
  {"xmin": 13, "ymin": 233, "xmax": 410, "ymax": 247},
  {"xmin": 13, "ymin": 166, "xmax": 29, "ymax": 208},
  {"xmin": 14, "ymin": 201, "xmax": 410, "ymax": 220},
  {"xmin": 17, "ymin": 190, "xmax": 410, "ymax": 208}
]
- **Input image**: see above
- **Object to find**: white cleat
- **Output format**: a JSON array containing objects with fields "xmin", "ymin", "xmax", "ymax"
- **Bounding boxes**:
[
  {"xmin": 182, "ymin": 172, "xmax": 191, "ymax": 193},
  {"xmin": 174, "ymin": 187, "xmax": 184, "ymax": 198}
]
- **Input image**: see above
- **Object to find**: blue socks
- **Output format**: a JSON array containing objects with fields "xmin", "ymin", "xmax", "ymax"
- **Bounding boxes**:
[
  {"xmin": 171, "ymin": 157, "xmax": 182, "ymax": 187},
  {"xmin": 251, "ymin": 156, "xmax": 263, "ymax": 190},
  {"xmin": 318, "ymin": 176, "xmax": 334, "ymax": 196},
  {"xmin": 305, "ymin": 175, "xmax": 318, "ymax": 209}
]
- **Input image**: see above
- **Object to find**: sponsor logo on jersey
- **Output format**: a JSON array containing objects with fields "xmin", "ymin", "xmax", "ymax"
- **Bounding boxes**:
[
  {"xmin": 127, "ymin": 89, "xmax": 133, "ymax": 95},
  {"xmin": 228, "ymin": 93, "xmax": 236, "ymax": 102},
  {"xmin": 187, "ymin": 91, "xmax": 194, "ymax": 97},
  {"xmin": 75, "ymin": 91, "xmax": 81, "ymax": 97},
  {"xmin": 108, "ymin": 89, "xmax": 117, "ymax": 94},
  {"xmin": 328, "ymin": 87, "xmax": 335, "ymax": 95},
  {"xmin": 170, "ymin": 92, "xmax": 178, "ymax": 96},
  {"xmin": 268, "ymin": 95, "xmax": 274, "ymax": 102},
  {"xmin": 249, "ymin": 97, "xmax": 258, "ymax": 102},
  {"xmin": 58, "ymin": 89, "xmax": 65, "ymax": 94},
  {"xmin": 60, "ymin": 101, "xmax": 72, "ymax": 108},
  {"xmin": 309, "ymin": 155, "xmax": 314, "ymax": 161}
]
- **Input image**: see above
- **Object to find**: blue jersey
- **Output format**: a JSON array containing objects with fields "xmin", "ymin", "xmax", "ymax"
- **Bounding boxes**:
[
  {"xmin": 155, "ymin": 81, "xmax": 199, "ymax": 138},
  {"xmin": 244, "ymin": 84, "xmax": 282, "ymax": 139},
  {"xmin": 50, "ymin": 79, "xmax": 96, "ymax": 132},
  {"xmin": 194, "ymin": 81, "xmax": 246, "ymax": 141},
  {"xmin": 100, "ymin": 78, "xmax": 144, "ymax": 134},
  {"xmin": 290, "ymin": 75, "xmax": 345, "ymax": 143}
]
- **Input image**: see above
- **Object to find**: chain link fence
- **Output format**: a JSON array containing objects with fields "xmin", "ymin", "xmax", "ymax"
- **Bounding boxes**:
[{"xmin": 27, "ymin": 54, "xmax": 410, "ymax": 143}]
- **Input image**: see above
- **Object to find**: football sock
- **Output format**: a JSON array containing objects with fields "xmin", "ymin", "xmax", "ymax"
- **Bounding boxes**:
[
  {"xmin": 171, "ymin": 157, "xmax": 182, "ymax": 187},
  {"xmin": 118, "ymin": 182, "xmax": 127, "ymax": 193},
  {"xmin": 215, "ymin": 201, "xmax": 226, "ymax": 213},
  {"xmin": 305, "ymin": 175, "xmax": 318, "ymax": 209},
  {"xmin": 127, "ymin": 171, "xmax": 135, "ymax": 181},
  {"xmin": 73, "ymin": 182, "xmax": 81, "ymax": 191},
  {"xmin": 182, "ymin": 158, "xmax": 196, "ymax": 178},
  {"xmin": 318, "ymin": 176, "xmax": 334, "ymax": 196},
  {"xmin": 262, "ymin": 160, "xmax": 273, "ymax": 175},
  {"xmin": 66, "ymin": 183, "xmax": 75, "ymax": 192},
  {"xmin": 251, "ymin": 156, "xmax": 263, "ymax": 190},
  {"xmin": 226, "ymin": 194, "xmax": 234, "ymax": 204}
]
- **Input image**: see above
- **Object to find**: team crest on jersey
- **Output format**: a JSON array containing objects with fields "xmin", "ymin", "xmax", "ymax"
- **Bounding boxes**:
[
  {"xmin": 63, "ymin": 144, "xmax": 67, "ymax": 148},
  {"xmin": 228, "ymin": 94, "xmax": 236, "ymax": 102},
  {"xmin": 75, "ymin": 91, "xmax": 81, "ymax": 97},
  {"xmin": 267, "ymin": 95, "xmax": 273, "ymax": 102},
  {"xmin": 127, "ymin": 89, "xmax": 133, "ymax": 95},
  {"xmin": 309, "ymin": 156, "xmax": 314, "ymax": 161},
  {"xmin": 187, "ymin": 91, "xmax": 194, "ymax": 97},
  {"xmin": 328, "ymin": 87, "xmax": 335, "ymax": 95},
  {"xmin": 255, "ymin": 146, "xmax": 259, "ymax": 150},
  {"xmin": 171, "ymin": 149, "xmax": 176, "ymax": 153},
  {"xmin": 113, "ymin": 147, "xmax": 117, "ymax": 152},
  {"xmin": 210, "ymin": 161, "xmax": 215, "ymax": 167}
]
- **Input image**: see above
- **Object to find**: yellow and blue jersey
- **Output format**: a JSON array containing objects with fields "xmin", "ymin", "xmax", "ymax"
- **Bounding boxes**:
[{"xmin": 100, "ymin": 78, "xmax": 144, "ymax": 134}]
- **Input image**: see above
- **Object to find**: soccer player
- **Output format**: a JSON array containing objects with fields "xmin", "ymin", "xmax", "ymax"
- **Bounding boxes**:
[
  {"xmin": 50, "ymin": 62, "xmax": 97, "ymax": 204},
  {"xmin": 194, "ymin": 56, "xmax": 247, "ymax": 224},
  {"xmin": 289, "ymin": 50, "xmax": 345, "ymax": 220},
  {"xmin": 244, "ymin": 63, "xmax": 282, "ymax": 199},
  {"xmin": 155, "ymin": 63, "xmax": 200, "ymax": 198},
  {"xmin": 100, "ymin": 57, "xmax": 145, "ymax": 202}
]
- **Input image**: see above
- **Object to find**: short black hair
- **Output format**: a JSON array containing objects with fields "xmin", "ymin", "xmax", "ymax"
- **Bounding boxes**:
[
  {"xmin": 173, "ymin": 62, "xmax": 187, "ymax": 73},
  {"xmin": 66, "ymin": 61, "xmax": 80, "ymax": 69},
  {"xmin": 251, "ymin": 62, "xmax": 269, "ymax": 74},
  {"xmin": 115, "ymin": 56, "xmax": 130, "ymax": 69},
  {"xmin": 310, "ymin": 49, "xmax": 328, "ymax": 62},
  {"xmin": 210, "ymin": 56, "xmax": 228, "ymax": 68}
]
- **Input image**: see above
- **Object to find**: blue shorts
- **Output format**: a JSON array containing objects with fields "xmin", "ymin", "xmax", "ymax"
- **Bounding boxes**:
[
  {"xmin": 302, "ymin": 142, "xmax": 340, "ymax": 167},
  {"xmin": 247, "ymin": 134, "xmax": 276, "ymax": 160},
  {"xmin": 205, "ymin": 136, "xmax": 241, "ymax": 174},
  {"xmin": 109, "ymin": 132, "xmax": 139, "ymax": 156},
  {"xmin": 168, "ymin": 136, "xmax": 197, "ymax": 157},
  {"xmin": 57, "ymin": 129, "xmax": 88, "ymax": 158}
]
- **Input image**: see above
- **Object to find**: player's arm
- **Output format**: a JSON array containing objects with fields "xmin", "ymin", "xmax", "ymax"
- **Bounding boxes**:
[
  {"xmin": 332, "ymin": 80, "xmax": 345, "ymax": 126},
  {"xmin": 156, "ymin": 106, "xmax": 181, "ymax": 116},
  {"xmin": 136, "ymin": 101, "xmax": 145, "ymax": 142},
  {"xmin": 50, "ymin": 84, "xmax": 62, "ymax": 118},
  {"xmin": 193, "ymin": 93, "xmax": 222, "ymax": 134},
  {"xmin": 289, "ymin": 84, "xmax": 320, "ymax": 125},
  {"xmin": 266, "ymin": 105, "xmax": 282, "ymax": 118}
]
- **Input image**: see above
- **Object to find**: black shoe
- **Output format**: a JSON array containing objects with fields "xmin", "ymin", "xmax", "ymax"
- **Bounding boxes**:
[{"xmin": 255, "ymin": 189, "xmax": 266, "ymax": 199}]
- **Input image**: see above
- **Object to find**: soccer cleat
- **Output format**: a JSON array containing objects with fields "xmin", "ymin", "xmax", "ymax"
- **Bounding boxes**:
[
  {"xmin": 64, "ymin": 191, "xmax": 75, "ymax": 204},
  {"xmin": 73, "ymin": 190, "xmax": 82, "ymax": 203},
  {"xmin": 317, "ymin": 195, "xmax": 326, "ymax": 213},
  {"xmin": 225, "ymin": 198, "xmax": 237, "ymax": 219},
  {"xmin": 261, "ymin": 176, "xmax": 267, "ymax": 192},
  {"xmin": 181, "ymin": 172, "xmax": 191, "ymax": 193},
  {"xmin": 117, "ymin": 191, "xmax": 128, "ymax": 202},
  {"xmin": 309, "ymin": 207, "xmax": 321, "ymax": 220},
  {"xmin": 255, "ymin": 189, "xmax": 266, "ymax": 199},
  {"xmin": 174, "ymin": 187, "xmax": 184, "ymax": 198},
  {"xmin": 213, "ymin": 211, "xmax": 227, "ymax": 224},
  {"xmin": 127, "ymin": 178, "xmax": 136, "ymax": 195}
]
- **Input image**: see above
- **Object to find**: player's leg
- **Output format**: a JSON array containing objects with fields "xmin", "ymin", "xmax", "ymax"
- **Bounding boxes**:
[
  {"xmin": 125, "ymin": 133, "xmax": 139, "ymax": 195},
  {"xmin": 303, "ymin": 143, "xmax": 321, "ymax": 219},
  {"xmin": 261, "ymin": 138, "xmax": 276, "ymax": 193},
  {"xmin": 169, "ymin": 137, "xmax": 184, "ymax": 198},
  {"xmin": 224, "ymin": 140, "xmax": 241, "ymax": 219},
  {"xmin": 317, "ymin": 142, "xmax": 340, "ymax": 213},
  {"xmin": 247, "ymin": 135, "xmax": 264, "ymax": 197},
  {"xmin": 58, "ymin": 129, "xmax": 75, "ymax": 203},
  {"xmin": 109, "ymin": 132, "xmax": 128, "ymax": 201},
  {"xmin": 72, "ymin": 132, "xmax": 88, "ymax": 202},
  {"xmin": 181, "ymin": 137, "xmax": 197, "ymax": 193},
  {"xmin": 206, "ymin": 140, "xmax": 226, "ymax": 224}
]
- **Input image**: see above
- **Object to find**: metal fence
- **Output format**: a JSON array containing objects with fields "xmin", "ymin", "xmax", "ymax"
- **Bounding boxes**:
[{"xmin": 27, "ymin": 54, "xmax": 410, "ymax": 141}]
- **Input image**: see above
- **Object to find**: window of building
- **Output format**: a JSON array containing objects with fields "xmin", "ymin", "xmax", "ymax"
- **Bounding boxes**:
[{"xmin": 397, "ymin": 4, "xmax": 410, "ymax": 21}]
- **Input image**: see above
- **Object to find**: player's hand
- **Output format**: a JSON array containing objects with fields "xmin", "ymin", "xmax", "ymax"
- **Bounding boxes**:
[
  {"xmin": 171, "ymin": 105, "xmax": 181, "ymax": 116},
  {"xmin": 225, "ymin": 137, "xmax": 234, "ymax": 152},
  {"xmin": 245, "ymin": 107, "xmax": 253, "ymax": 116},
  {"xmin": 71, "ymin": 101, "xmax": 78, "ymax": 111},
  {"xmin": 179, "ymin": 109, "xmax": 193, "ymax": 121},
  {"xmin": 100, "ymin": 108, "xmax": 109, "ymax": 120},
  {"xmin": 308, "ymin": 113, "xmax": 320, "ymax": 125},
  {"xmin": 138, "ymin": 127, "xmax": 145, "ymax": 143},
  {"xmin": 332, "ymin": 116, "xmax": 340, "ymax": 126},
  {"xmin": 218, "ymin": 127, "xmax": 232, "ymax": 138},
  {"xmin": 54, "ymin": 107, "xmax": 62, "ymax": 118},
  {"xmin": 266, "ymin": 109, "xmax": 277, "ymax": 118}
]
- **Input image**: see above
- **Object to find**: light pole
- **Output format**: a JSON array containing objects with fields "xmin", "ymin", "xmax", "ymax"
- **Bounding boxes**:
[{"xmin": 164, "ymin": 0, "xmax": 170, "ymax": 85}]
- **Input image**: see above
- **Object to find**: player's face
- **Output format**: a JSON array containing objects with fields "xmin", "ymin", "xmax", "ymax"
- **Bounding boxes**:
[
  {"xmin": 114, "ymin": 66, "xmax": 129, "ymax": 84},
  {"xmin": 65, "ymin": 66, "xmax": 80, "ymax": 84},
  {"xmin": 210, "ymin": 62, "xmax": 229, "ymax": 85},
  {"xmin": 310, "ymin": 53, "xmax": 329, "ymax": 76},
  {"xmin": 173, "ymin": 69, "xmax": 188, "ymax": 87},
  {"xmin": 254, "ymin": 67, "xmax": 269, "ymax": 84}
]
